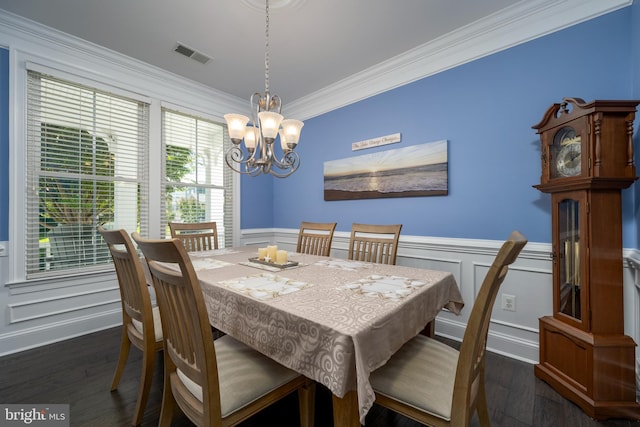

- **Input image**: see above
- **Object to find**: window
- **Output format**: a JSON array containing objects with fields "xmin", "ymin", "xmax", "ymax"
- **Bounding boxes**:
[
  {"xmin": 26, "ymin": 70, "xmax": 149, "ymax": 277},
  {"xmin": 162, "ymin": 108, "xmax": 232, "ymax": 246}
]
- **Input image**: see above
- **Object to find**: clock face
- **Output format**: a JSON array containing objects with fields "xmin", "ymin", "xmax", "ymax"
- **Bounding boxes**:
[
  {"xmin": 556, "ymin": 143, "xmax": 581, "ymax": 177},
  {"xmin": 552, "ymin": 127, "xmax": 582, "ymax": 178}
]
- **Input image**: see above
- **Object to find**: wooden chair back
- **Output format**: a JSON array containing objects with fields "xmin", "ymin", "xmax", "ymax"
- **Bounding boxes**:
[
  {"xmin": 452, "ymin": 230, "xmax": 527, "ymax": 425},
  {"xmin": 296, "ymin": 221, "xmax": 337, "ymax": 256},
  {"xmin": 99, "ymin": 227, "xmax": 156, "ymax": 348},
  {"xmin": 348, "ymin": 223, "xmax": 402, "ymax": 265},
  {"xmin": 169, "ymin": 221, "xmax": 219, "ymax": 252},
  {"xmin": 132, "ymin": 233, "xmax": 314, "ymax": 427},
  {"xmin": 132, "ymin": 233, "xmax": 224, "ymax": 423},
  {"xmin": 98, "ymin": 226, "xmax": 162, "ymax": 426}
]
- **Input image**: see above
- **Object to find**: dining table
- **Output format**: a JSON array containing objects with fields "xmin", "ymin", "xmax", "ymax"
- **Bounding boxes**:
[{"xmin": 187, "ymin": 246, "xmax": 464, "ymax": 426}]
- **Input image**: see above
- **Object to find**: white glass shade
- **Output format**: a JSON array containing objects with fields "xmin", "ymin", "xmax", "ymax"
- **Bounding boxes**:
[
  {"xmin": 278, "ymin": 130, "xmax": 288, "ymax": 151},
  {"xmin": 224, "ymin": 114, "xmax": 249, "ymax": 140},
  {"xmin": 281, "ymin": 119, "xmax": 304, "ymax": 146},
  {"xmin": 258, "ymin": 111, "xmax": 283, "ymax": 139},
  {"xmin": 244, "ymin": 125, "xmax": 258, "ymax": 149}
]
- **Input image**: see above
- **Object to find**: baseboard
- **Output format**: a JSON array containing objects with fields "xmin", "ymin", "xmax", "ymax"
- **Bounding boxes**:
[
  {"xmin": 436, "ymin": 316, "xmax": 539, "ymax": 364},
  {"xmin": 0, "ymin": 309, "xmax": 121, "ymax": 356}
]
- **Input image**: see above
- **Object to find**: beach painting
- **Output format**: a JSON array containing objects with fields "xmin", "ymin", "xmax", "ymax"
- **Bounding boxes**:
[{"xmin": 324, "ymin": 140, "xmax": 448, "ymax": 201}]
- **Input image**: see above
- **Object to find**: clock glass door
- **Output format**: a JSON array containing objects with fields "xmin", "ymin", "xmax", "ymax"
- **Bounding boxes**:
[{"xmin": 556, "ymin": 197, "xmax": 582, "ymax": 323}]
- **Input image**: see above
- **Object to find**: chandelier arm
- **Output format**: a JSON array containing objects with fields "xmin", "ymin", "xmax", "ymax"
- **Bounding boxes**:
[
  {"xmin": 271, "ymin": 94, "xmax": 282, "ymax": 114},
  {"xmin": 268, "ymin": 158, "xmax": 300, "ymax": 178},
  {"xmin": 225, "ymin": 146, "xmax": 261, "ymax": 176},
  {"xmin": 270, "ymin": 150, "xmax": 300, "ymax": 174}
]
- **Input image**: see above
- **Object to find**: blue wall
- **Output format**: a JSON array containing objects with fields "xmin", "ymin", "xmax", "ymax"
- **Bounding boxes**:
[
  {"xmin": 632, "ymin": 0, "xmax": 640, "ymax": 246},
  {"xmin": 0, "ymin": 8, "xmax": 638, "ymax": 245},
  {"xmin": 240, "ymin": 173, "xmax": 274, "ymax": 229},
  {"xmin": 261, "ymin": 7, "xmax": 639, "ymax": 245},
  {"xmin": 0, "ymin": 48, "xmax": 7, "ymax": 242}
]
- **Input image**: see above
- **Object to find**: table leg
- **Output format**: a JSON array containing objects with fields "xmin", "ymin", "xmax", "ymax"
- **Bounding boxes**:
[
  {"xmin": 420, "ymin": 320, "xmax": 435, "ymax": 337},
  {"xmin": 332, "ymin": 390, "xmax": 360, "ymax": 427}
]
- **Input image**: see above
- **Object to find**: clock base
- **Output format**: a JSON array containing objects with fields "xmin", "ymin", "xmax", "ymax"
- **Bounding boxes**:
[{"xmin": 535, "ymin": 316, "xmax": 640, "ymax": 420}]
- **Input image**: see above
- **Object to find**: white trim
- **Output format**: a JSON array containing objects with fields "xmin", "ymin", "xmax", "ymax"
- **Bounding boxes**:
[
  {"xmin": 284, "ymin": 0, "xmax": 632, "ymax": 119},
  {"xmin": 0, "ymin": 1, "xmax": 630, "ymax": 122},
  {"xmin": 0, "ymin": 310, "xmax": 121, "ymax": 357},
  {"xmin": 2, "ymin": 227, "xmax": 638, "ymax": 364},
  {"xmin": 0, "ymin": 11, "xmax": 246, "ymax": 119},
  {"xmin": 2, "ymin": 14, "xmax": 243, "ymax": 282},
  {"xmin": 243, "ymin": 227, "xmax": 639, "ymax": 366}
]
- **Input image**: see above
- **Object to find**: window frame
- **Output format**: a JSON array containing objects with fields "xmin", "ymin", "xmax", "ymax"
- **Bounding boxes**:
[
  {"xmin": 161, "ymin": 105, "xmax": 234, "ymax": 246},
  {"xmin": 8, "ymin": 57, "xmax": 240, "ymax": 285},
  {"xmin": 25, "ymin": 69, "xmax": 150, "ymax": 278}
]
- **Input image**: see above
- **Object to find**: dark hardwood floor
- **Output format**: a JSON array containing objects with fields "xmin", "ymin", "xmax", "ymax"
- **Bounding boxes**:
[{"xmin": 1, "ymin": 327, "xmax": 639, "ymax": 427}]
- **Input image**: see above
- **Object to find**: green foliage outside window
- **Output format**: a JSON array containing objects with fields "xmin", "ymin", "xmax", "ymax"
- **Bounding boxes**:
[
  {"xmin": 39, "ymin": 123, "xmax": 115, "ymax": 232},
  {"xmin": 37, "ymin": 123, "xmax": 196, "ymax": 270},
  {"xmin": 177, "ymin": 196, "xmax": 206, "ymax": 223}
]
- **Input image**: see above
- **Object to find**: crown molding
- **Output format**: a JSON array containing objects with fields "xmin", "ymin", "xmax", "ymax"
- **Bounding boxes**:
[
  {"xmin": 0, "ymin": 0, "xmax": 631, "ymax": 122},
  {"xmin": 284, "ymin": 0, "xmax": 632, "ymax": 120},
  {"xmin": 0, "ymin": 9, "xmax": 247, "ymax": 118}
]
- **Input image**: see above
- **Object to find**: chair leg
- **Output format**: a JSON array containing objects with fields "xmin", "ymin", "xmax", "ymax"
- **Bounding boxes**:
[
  {"xmin": 131, "ymin": 347, "xmax": 156, "ymax": 426},
  {"xmin": 158, "ymin": 370, "xmax": 176, "ymax": 427},
  {"xmin": 111, "ymin": 327, "xmax": 132, "ymax": 391},
  {"xmin": 298, "ymin": 380, "xmax": 316, "ymax": 427},
  {"xmin": 476, "ymin": 372, "xmax": 491, "ymax": 427}
]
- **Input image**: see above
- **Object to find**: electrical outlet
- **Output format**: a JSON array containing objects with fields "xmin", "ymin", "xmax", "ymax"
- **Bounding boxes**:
[{"xmin": 501, "ymin": 294, "xmax": 516, "ymax": 311}]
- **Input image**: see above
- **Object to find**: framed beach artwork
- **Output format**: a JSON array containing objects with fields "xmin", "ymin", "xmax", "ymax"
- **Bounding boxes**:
[{"xmin": 324, "ymin": 140, "xmax": 448, "ymax": 201}]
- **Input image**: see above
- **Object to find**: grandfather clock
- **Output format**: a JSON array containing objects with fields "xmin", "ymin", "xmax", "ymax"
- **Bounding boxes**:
[{"xmin": 533, "ymin": 97, "xmax": 640, "ymax": 419}]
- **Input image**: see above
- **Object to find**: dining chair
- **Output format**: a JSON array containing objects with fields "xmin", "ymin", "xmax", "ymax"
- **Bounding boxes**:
[
  {"xmin": 296, "ymin": 221, "xmax": 337, "ymax": 256},
  {"xmin": 131, "ymin": 233, "xmax": 316, "ymax": 427},
  {"xmin": 347, "ymin": 223, "xmax": 403, "ymax": 265},
  {"xmin": 369, "ymin": 230, "xmax": 527, "ymax": 427},
  {"xmin": 169, "ymin": 221, "xmax": 219, "ymax": 252},
  {"xmin": 98, "ymin": 227, "xmax": 163, "ymax": 427}
]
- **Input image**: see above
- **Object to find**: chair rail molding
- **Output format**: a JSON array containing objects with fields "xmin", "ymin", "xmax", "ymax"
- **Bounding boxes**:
[
  {"xmin": 624, "ymin": 250, "xmax": 640, "ymax": 399},
  {"xmin": 247, "ymin": 228, "xmax": 639, "ymax": 367}
]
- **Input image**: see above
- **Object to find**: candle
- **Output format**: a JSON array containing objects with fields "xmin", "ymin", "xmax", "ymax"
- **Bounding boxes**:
[
  {"xmin": 258, "ymin": 247, "xmax": 267, "ymax": 260},
  {"xmin": 276, "ymin": 250, "xmax": 288, "ymax": 265},
  {"xmin": 267, "ymin": 245, "xmax": 278, "ymax": 262}
]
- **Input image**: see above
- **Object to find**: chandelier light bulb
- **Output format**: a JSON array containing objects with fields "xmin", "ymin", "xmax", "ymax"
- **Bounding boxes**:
[
  {"xmin": 224, "ymin": 114, "xmax": 249, "ymax": 141},
  {"xmin": 258, "ymin": 111, "xmax": 283, "ymax": 140},
  {"xmin": 281, "ymin": 119, "xmax": 304, "ymax": 146},
  {"xmin": 244, "ymin": 125, "xmax": 258, "ymax": 150},
  {"xmin": 279, "ymin": 129, "xmax": 289, "ymax": 151}
]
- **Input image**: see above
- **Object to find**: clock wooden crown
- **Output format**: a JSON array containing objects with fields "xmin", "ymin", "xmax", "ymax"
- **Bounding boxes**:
[{"xmin": 533, "ymin": 97, "xmax": 639, "ymax": 192}]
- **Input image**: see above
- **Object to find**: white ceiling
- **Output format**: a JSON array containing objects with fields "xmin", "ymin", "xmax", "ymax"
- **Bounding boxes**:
[{"xmin": 0, "ymin": 0, "xmax": 632, "ymax": 112}]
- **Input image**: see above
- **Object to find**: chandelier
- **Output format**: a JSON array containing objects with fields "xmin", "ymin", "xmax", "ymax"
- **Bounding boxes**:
[{"xmin": 224, "ymin": 0, "xmax": 304, "ymax": 178}]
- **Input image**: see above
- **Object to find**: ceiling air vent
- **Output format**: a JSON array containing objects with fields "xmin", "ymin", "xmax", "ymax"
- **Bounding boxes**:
[{"xmin": 174, "ymin": 43, "xmax": 211, "ymax": 65}]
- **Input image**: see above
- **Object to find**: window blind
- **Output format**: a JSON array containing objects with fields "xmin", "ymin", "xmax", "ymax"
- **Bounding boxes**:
[
  {"xmin": 161, "ymin": 108, "xmax": 233, "ymax": 245},
  {"xmin": 26, "ymin": 70, "xmax": 149, "ymax": 278}
]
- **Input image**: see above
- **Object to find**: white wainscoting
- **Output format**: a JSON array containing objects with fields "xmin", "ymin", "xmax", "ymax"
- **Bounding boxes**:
[
  {"xmin": 0, "ymin": 269, "xmax": 122, "ymax": 356},
  {"xmin": 1, "ymin": 227, "xmax": 638, "ymax": 378},
  {"xmin": 245, "ymin": 228, "xmax": 640, "ymax": 369},
  {"xmin": 624, "ymin": 250, "xmax": 640, "ymax": 400}
]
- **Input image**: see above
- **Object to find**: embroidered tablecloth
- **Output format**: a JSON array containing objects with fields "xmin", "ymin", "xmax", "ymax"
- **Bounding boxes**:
[{"xmin": 195, "ymin": 247, "xmax": 464, "ymax": 424}]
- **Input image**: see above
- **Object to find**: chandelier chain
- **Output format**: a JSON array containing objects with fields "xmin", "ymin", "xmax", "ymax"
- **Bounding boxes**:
[
  {"xmin": 264, "ymin": 0, "xmax": 270, "ymax": 94},
  {"xmin": 223, "ymin": 0, "xmax": 303, "ymax": 178}
]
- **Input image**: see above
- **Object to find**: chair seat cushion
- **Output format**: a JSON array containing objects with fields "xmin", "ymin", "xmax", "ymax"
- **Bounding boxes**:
[
  {"xmin": 176, "ymin": 334, "xmax": 300, "ymax": 417},
  {"xmin": 131, "ymin": 306, "xmax": 163, "ymax": 342},
  {"xmin": 370, "ymin": 334, "xmax": 459, "ymax": 421}
]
